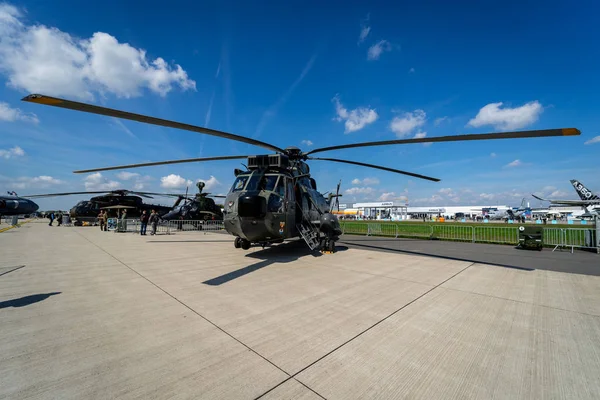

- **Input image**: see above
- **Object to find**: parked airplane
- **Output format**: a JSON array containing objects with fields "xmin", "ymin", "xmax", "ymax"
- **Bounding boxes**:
[
  {"xmin": 533, "ymin": 179, "xmax": 600, "ymax": 215},
  {"xmin": 477, "ymin": 198, "xmax": 530, "ymax": 221}
]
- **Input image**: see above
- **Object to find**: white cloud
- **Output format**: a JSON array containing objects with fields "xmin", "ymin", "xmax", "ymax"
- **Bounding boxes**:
[
  {"xmin": 352, "ymin": 177, "xmax": 379, "ymax": 186},
  {"xmin": 0, "ymin": 102, "xmax": 39, "ymax": 123},
  {"xmin": 439, "ymin": 188, "xmax": 453, "ymax": 195},
  {"xmin": 409, "ymin": 67, "xmax": 415, "ymax": 73},
  {"xmin": 378, "ymin": 192, "xmax": 397, "ymax": 201},
  {"xmin": 0, "ymin": 5, "xmax": 196, "ymax": 100},
  {"xmin": 0, "ymin": 145, "xmax": 25, "ymax": 159},
  {"xmin": 344, "ymin": 187, "xmax": 375, "ymax": 196},
  {"xmin": 505, "ymin": 159, "xmax": 522, "ymax": 168},
  {"xmin": 542, "ymin": 185, "xmax": 556, "ymax": 192},
  {"xmin": 197, "ymin": 175, "xmax": 220, "ymax": 191},
  {"xmin": 358, "ymin": 14, "xmax": 370, "ymax": 44},
  {"xmin": 490, "ymin": 152, "xmax": 497, "ymax": 158},
  {"xmin": 584, "ymin": 136, "xmax": 600, "ymax": 145},
  {"xmin": 301, "ymin": 139, "xmax": 313, "ymax": 147},
  {"xmin": 84, "ymin": 172, "xmax": 121, "ymax": 191},
  {"xmin": 161, "ymin": 174, "xmax": 192, "ymax": 189},
  {"xmin": 390, "ymin": 110, "xmax": 426, "ymax": 138},
  {"xmin": 548, "ymin": 190, "xmax": 569, "ymax": 199},
  {"xmin": 4, "ymin": 175, "xmax": 64, "ymax": 189},
  {"xmin": 467, "ymin": 101, "xmax": 543, "ymax": 131},
  {"xmin": 332, "ymin": 95, "xmax": 378, "ymax": 133},
  {"xmin": 116, "ymin": 171, "xmax": 139, "ymax": 180},
  {"xmin": 434, "ymin": 116, "xmax": 448, "ymax": 126},
  {"xmin": 367, "ymin": 40, "xmax": 392, "ymax": 60},
  {"xmin": 479, "ymin": 193, "xmax": 495, "ymax": 200}
]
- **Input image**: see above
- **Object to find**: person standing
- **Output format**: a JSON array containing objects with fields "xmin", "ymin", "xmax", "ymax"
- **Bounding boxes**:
[
  {"xmin": 140, "ymin": 210, "xmax": 149, "ymax": 235},
  {"xmin": 98, "ymin": 210, "xmax": 106, "ymax": 231},
  {"xmin": 149, "ymin": 209, "xmax": 159, "ymax": 235},
  {"xmin": 103, "ymin": 210, "xmax": 108, "ymax": 231}
]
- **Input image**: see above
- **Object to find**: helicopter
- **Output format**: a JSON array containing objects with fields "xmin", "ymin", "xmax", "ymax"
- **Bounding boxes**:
[
  {"xmin": 0, "ymin": 192, "xmax": 39, "ymax": 222},
  {"xmin": 24, "ymin": 189, "xmax": 182, "ymax": 223},
  {"xmin": 161, "ymin": 181, "xmax": 226, "ymax": 221},
  {"xmin": 21, "ymin": 93, "xmax": 581, "ymax": 252}
]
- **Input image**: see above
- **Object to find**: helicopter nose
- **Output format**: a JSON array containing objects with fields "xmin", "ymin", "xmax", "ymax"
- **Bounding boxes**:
[{"xmin": 238, "ymin": 192, "xmax": 267, "ymax": 218}]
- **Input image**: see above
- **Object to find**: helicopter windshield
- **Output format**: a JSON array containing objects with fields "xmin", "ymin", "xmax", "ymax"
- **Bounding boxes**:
[
  {"xmin": 246, "ymin": 174, "xmax": 279, "ymax": 192},
  {"xmin": 230, "ymin": 175, "xmax": 249, "ymax": 192}
]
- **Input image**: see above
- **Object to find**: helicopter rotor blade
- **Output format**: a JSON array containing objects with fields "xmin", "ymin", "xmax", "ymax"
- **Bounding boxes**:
[
  {"xmin": 305, "ymin": 128, "xmax": 580, "ymax": 156},
  {"xmin": 308, "ymin": 157, "xmax": 441, "ymax": 182},
  {"xmin": 22, "ymin": 190, "xmax": 113, "ymax": 198},
  {"xmin": 22, "ymin": 94, "xmax": 285, "ymax": 154},
  {"xmin": 72, "ymin": 155, "xmax": 251, "ymax": 174}
]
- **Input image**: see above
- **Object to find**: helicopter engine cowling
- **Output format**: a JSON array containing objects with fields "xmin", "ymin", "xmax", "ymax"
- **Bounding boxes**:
[{"xmin": 319, "ymin": 212, "xmax": 342, "ymax": 239}]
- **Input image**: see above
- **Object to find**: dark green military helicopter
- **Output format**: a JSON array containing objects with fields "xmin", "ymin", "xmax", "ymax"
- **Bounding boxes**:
[
  {"xmin": 161, "ymin": 181, "xmax": 226, "ymax": 221},
  {"xmin": 21, "ymin": 94, "xmax": 581, "ymax": 252}
]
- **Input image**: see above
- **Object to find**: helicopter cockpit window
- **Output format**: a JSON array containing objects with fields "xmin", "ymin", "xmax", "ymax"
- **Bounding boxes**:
[
  {"xmin": 246, "ymin": 174, "xmax": 279, "ymax": 192},
  {"xmin": 231, "ymin": 175, "xmax": 249, "ymax": 192},
  {"xmin": 274, "ymin": 179, "xmax": 285, "ymax": 197}
]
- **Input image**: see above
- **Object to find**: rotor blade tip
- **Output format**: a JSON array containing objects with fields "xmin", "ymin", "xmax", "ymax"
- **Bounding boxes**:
[
  {"xmin": 562, "ymin": 128, "xmax": 581, "ymax": 136},
  {"xmin": 22, "ymin": 94, "xmax": 62, "ymax": 105}
]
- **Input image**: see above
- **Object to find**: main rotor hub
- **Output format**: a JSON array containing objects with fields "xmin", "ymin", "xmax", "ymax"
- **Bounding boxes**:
[{"xmin": 283, "ymin": 146, "xmax": 304, "ymax": 159}]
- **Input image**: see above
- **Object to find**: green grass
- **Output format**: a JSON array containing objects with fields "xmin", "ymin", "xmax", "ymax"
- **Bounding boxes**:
[{"xmin": 339, "ymin": 220, "xmax": 597, "ymax": 247}]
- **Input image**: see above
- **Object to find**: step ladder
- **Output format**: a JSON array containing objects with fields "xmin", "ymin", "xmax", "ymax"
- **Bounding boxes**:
[{"xmin": 297, "ymin": 220, "xmax": 321, "ymax": 250}]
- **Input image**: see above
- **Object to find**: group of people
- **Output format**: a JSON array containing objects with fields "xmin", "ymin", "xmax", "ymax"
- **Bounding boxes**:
[
  {"xmin": 47, "ymin": 212, "xmax": 63, "ymax": 226},
  {"xmin": 139, "ymin": 210, "xmax": 161, "ymax": 235},
  {"xmin": 96, "ymin": 209, "xmax": 160, "ymax": 234},
  {"xmin": 95, "ymin": 209, "xmax": 161, "ymax": 234}
]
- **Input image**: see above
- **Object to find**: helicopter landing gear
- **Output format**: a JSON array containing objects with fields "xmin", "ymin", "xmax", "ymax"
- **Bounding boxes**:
[
  {"xmin": 234, "ymin": 237, "xmax": 251, "ymax": 250},
  {"xmin": 320, "ymin": 237, "xmax": 336, "ymax": 254}
]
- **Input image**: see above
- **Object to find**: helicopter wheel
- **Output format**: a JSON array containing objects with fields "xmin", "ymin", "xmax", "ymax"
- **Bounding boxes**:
[
  {"xmin": 234, "ymin": 237, "xmax": 242, "ymax": 248},
  {"xmin": 328, "ymin": 240, "xmax": 335, "ymax": 252},
  {"xmin": 241, "ymin": 239, "xmax": 251, "ymax": 250}
]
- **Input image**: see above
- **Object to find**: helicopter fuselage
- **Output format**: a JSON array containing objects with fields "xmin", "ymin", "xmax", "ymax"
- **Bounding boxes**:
[{"xmin": 222, "ymin": 157, "xmax": 342, "ymax": 247}]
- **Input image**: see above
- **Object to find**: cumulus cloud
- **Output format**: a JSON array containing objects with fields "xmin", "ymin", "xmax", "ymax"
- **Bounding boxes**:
[
  {"xmin": 378, "ymin": 192, "xmax": 397, "ymax": 201},
  {"xmin": 161, "ymin": 174, "xmax": 192, "ymax": 189},
  {"xmin": 352, "ymin": 177, "xmax": 379, "ymax": 186},
  {"xmin": 367, "ymin": 40, "xmax": 392, "ymax": 60},
  {"xmin": 116, "ymin": 172, "xmax": 139, "ymax": 180},
  {"xmin": 434, "ymin": 116, "xmax": 447, "ymax": 126},
  {"xmin": 358, "ymin": 14, "xmax": 370, "ymax": 44},
  {"xmin": 3, "ymin": 175, "xmax": 64, "ymax": 189},
  {"xmin": 438, "ymin": 188, "xmax": 453, "ymax": 195},
  {"xmin": 344, "ymin": 187, "xmax": 375, "ymax": 196},
  {"xmin": 0, "ymin": 4, "xmax": 196, "ymax": 100},
  {"xmin": 0, "ymin": 102, "xmax": 39, "ymax": 123},
  {"xmin": 479, "ymin": 193, "xmax": 495, "ymax": 200},
  {"xmin": 584, "ymin": 136, "xmax": 600, "ymax": 145},
  {"xmin": 84, "ymin": 172, "xmax": 120, "ymax": 191},
  {"xmin": 390, "ymin": 110, "xmax": 426, "ymax": 138},
  {"xmin": 332, "ymin": 95, "xmax": 378, "ymax": 133},
  {"xmin": 467, "ymin": 101, "xmax": 543, "ymax": 131},
  {"xmin": 505, "ymin": 159, "xmax": 522, "ymax": 168},
  {"xmin": 548, "ymin": 190, "xmax": 569, "ymax": 199},
  {"xmin": 0, "ymin": 145, "xmax": 25, "ymax": 159},
  {"xmin": 197, "ymin": 175, "xmax": 220, "ymax": 191},
  {"xmin": 301, "ymin": 139, "xmax": 313, "ymax": 147}
]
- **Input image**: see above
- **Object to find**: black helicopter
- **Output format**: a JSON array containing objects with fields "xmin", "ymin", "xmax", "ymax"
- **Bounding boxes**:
[
  {"xmin": 161, "ymin": 181, "xmax": 226, "ymax": 221},
  {"xmin": 21, "ymin": 93, "xmax": 581, "ymax": 252},
  {"xmin": 24, "ymin": 189, "xmax": 181, "ymax": 223},
  {"xmin": 0, "ymin": 192, "xmax": 39, "ymax": 222}
]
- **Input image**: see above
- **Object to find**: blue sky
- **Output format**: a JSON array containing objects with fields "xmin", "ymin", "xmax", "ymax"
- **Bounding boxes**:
[{"xmin": 1, "ymin": 1, "xmax": 598, "ymax": 211}]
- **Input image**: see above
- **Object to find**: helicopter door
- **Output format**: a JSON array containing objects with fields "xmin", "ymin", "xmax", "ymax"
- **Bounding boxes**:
[{"xmin": 285, "ymin": 177, "xmax": 296, "ymax": 234}]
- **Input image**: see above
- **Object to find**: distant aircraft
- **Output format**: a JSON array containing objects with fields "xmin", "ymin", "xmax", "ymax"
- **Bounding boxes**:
[
  {"xmin": 533, "ymin": 179, "xmax": 600, "ymax": 205},
  {"xmin": 0, "ymin": 192, "xmax": 39, "ymax": 221},
  {"xmin": 480, "ymin": 198, "xmax": 530, "ymax": 221},
  {"xmin": 532, "ymin": 179, "xmax": 600, "ymax": 217}
]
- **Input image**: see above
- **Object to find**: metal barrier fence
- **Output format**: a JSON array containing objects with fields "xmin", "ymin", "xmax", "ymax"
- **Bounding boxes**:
[
  {"xmin": 118, "ymin": 219, "xmax": 225, "ymax": 235},
  {"xmin": 340, "ymin": 222, "xmax": 598, "ymax": 252}
]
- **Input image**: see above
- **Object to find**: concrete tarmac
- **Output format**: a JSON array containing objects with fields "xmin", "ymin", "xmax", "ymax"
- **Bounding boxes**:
[{"xmin": 2, "ymin": 222, "xmax": 600, "ymax": 399}]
